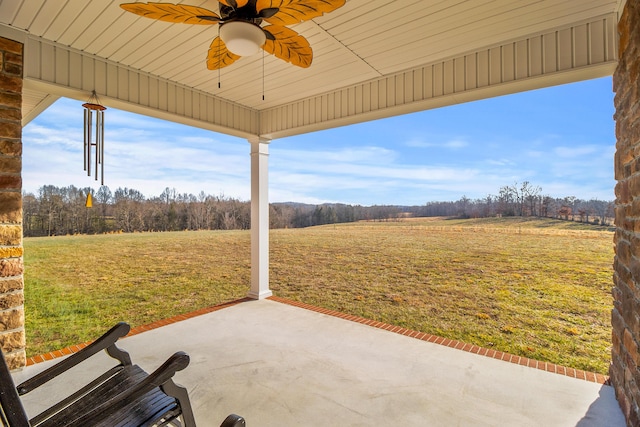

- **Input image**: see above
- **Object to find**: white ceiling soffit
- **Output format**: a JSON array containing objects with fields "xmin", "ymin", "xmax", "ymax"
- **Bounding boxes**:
[
  {"xmin": 21, "ymin": 88, "xmax": 58, "ymax": 126},
  {"xmin": 0, "ymin": 0, "xmax": 621, "ymax": 140}
]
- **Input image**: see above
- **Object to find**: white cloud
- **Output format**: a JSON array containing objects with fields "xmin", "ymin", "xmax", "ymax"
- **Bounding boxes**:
[
  {"xmin": 275, "ymin": 145, "xmax": 397, "ymax": 165},
  {"xmin": 271, "ymin": 145, "xmax": 479, "ymax": 185},
  {"xmin": 554, "ymin": 145, "xmax": 599, "ymax": 158},
  {"xmin": 404, "ymin": 138, "xmax": 429, "ymax": 148},
  {"xmin": 403, "ymin": 138, "xmax": 468, "ymax": 149},
  {"xmin": 444, "ymin": 139, "xmax": 469, "ymax": 149},
  {"xmin": 487, "ymin": 158, "xmax": 516, "ymax": 166},
  {"xmin": 525, "ymin": 150, "xmax": 544, "ymax": 158}
]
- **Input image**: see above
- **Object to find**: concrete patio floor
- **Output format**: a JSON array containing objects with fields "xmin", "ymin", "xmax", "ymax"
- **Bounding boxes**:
[{"xmin": 13, "ymin": 298, "xmax": 625, "ymax": 426}]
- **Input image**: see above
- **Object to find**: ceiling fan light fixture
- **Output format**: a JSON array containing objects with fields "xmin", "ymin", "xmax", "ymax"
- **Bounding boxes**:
[{"xmin": 220, "ymin": 21, "xmax": 266, "ymax": 56}]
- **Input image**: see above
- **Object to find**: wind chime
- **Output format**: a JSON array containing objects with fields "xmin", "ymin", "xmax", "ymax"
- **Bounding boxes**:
[
  {"xmin": 82, "ymin": 90, "xmax": 105, "ymax": 208},
  {"xmin": 82, "ymin": 90, "xmax": 106, "ymax": 185}
]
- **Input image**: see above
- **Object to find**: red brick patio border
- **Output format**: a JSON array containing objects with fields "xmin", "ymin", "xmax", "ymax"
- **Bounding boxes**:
[
  {"xmin": 267, "ymin": 296, "xmax": 610, "ymax": 385},
  {"xmin": 25, "ymin": 295, "xmax": 610, "ymax": 385}
]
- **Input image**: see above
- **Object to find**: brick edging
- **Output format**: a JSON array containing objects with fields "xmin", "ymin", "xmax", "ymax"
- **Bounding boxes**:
[
  {"xmin": 25, "ymin": 298, "xmax": 251, "ymax": 366},
  {"xmin": 267, "ymin": 295, "xmax": 610, "ymax": 385}
]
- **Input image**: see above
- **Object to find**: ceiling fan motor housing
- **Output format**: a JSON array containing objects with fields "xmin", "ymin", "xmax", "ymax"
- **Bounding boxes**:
[{"xmin": 220, "ymin": 21, "xmax": 266, "ymax": 56}]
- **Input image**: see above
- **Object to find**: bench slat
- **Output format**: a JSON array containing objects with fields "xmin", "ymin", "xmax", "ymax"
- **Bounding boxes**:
[{"xmin": 32, "ymin": 365, "xmax": 179, "ymax": 427}]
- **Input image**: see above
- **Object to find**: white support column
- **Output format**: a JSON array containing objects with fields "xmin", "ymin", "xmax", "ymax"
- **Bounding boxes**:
[{"xmin": 248, "ymin": 137, "xmax": 273, "ymax": 299}]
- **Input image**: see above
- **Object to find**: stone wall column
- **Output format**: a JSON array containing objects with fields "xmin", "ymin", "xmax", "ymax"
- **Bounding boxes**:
[
  {"xmin": 612, "ymin": 0, "xmax": 640, "ymax": 425},
  {"xmin": 0, "ymin": 36, "xmax": 25, "ymax": 369}
]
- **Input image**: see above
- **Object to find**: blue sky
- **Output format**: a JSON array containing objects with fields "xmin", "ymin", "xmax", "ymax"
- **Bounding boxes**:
[{"xmin": 23, "ymin": 76, "xmax": 615, "ymax": 206}]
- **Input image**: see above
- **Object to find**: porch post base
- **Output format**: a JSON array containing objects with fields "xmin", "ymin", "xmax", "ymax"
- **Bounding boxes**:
[{"xmin": 247, "ymin": 290, "xmax": 273, "ymax": 300}]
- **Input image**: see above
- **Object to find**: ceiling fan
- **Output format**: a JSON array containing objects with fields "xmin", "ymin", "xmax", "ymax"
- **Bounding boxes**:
[{"xmin": 120, "ymin": 0, "xmax": 346, "ymax": 70}]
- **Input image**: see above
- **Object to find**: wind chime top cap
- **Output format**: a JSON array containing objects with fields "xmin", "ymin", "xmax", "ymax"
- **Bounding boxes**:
[
  {"xmin": 82, "ymin": 90, "xmax": 106, "ymax": 111},
  {"xmin": 82, "ymin": 103, "xmax": 106, "ymax": 111}
]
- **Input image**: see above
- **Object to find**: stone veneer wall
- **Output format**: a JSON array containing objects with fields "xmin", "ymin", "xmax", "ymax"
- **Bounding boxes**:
[
  {"xmin": 613, "ymin": 0, "xmax": 640, "ymax": 425},
  {"xmin": 0, "ymin": 36, "xmax": 25, "ymax": 370}
]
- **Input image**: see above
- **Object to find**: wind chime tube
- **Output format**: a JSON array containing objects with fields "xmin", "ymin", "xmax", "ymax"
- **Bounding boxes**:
[
  {"xmin": 94, "ymin": 111, "xmax": 99, "ymax": 182},
  {"xmin": 87, "ymin": 109, "xmax": 93, "ymax": 177},
  {"xmin": 83, "ymin": 108, "xmax": 88, "ymax": 172},
  {"xmin": 99, "ymin": 109, "xmax": 105, "ymax": 185}
]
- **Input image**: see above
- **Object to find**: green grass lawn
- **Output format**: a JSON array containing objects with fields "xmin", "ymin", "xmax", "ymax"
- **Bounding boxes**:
[{"xmin": 24, "ymin": 216, "xmax": 614, "ymax": 374}]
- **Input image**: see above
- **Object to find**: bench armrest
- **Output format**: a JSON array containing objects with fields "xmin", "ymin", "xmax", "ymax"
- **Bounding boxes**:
[{"xmin": 17, "ymin": 322, "xmax": 132, "ymax": 395}]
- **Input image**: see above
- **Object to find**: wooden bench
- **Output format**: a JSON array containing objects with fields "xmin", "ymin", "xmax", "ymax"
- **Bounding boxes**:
[{"xmin": 0, "ymin": 322, "xmax": 245, "ymax": 427}]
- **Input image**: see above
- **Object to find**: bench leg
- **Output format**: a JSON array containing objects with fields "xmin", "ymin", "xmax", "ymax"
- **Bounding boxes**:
[
  {"xmin": 161, "ymin": 379, "xmax": 197, "ymax": 427},
  {"xmin": 220, "ymin": 414, "xmax": 246, "ymax": 427}
]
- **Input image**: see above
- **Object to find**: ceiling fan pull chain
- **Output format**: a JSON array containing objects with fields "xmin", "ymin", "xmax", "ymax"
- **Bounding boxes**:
[{"xmin": 262, "ymin": 48, "xmax": 265, "ymax": 101}]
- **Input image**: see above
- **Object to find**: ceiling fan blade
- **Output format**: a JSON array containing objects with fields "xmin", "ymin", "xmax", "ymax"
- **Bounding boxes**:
[
  {"xmin": 120, "ymin": 2, "xmax": 220, "ymax": 24},
  {"xmin": 207, "ymin": 37, "xmax": 241, "ymax": 70},
  {"xmin": 262, "ymin": 25, "xmax": 312, "ymax": 68},
  {"xmin": 218, "ymin": 0, "xmax": 250, "ymax": 8},
  {"xmin": 257, "ymin": 0, "xmax": 346, "ymax": 26}
]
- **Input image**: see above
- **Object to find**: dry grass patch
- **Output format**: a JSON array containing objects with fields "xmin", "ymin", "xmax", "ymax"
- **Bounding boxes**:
[
  {"xmin": 24, "ymin": 231, "xmax": 251, "ymax": 356},
  {"xmin": 270, "ymin": 218, "xmax": 613, "ymax": 374},
  {"xmin": 24, "ymin": 217, "xmax": 613, "ymax": 374}
]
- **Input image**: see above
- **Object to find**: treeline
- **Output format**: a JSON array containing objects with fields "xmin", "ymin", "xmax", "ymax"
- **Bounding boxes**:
[
  {"xmin": 406, "ymin": 182, "xmax": 614, "ymax": 225},
  {"xmin": 22, "ymin": 182, "xmax": 614, "ymax": 237},
  {"xmin": 24, "ymin": 186, "xmax": 252, "ymax": 237},
  {"xmin": 23, "ymin": 185, "xmax": 398, "ymax": 237}
]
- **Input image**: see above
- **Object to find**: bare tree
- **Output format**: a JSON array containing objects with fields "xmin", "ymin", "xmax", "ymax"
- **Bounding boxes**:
[
  {"xmin": 113, "ymin": 187, "xmax": 145, "ymax": 232},
  {"xmin": 520, "ymin": 181, "xmax": 541, "ymax": 216}
]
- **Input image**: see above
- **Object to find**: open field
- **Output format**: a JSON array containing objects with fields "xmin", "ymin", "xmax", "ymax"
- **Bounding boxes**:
[{"xmin": 23, "ymin": 217, "xmax": 614, "ymax": 373}]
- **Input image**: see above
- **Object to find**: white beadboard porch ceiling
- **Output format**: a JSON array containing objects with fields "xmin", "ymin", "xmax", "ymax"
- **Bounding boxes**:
[{"xmin": 0, "ymin": 0, "xmax": 626, "ymax": 140}]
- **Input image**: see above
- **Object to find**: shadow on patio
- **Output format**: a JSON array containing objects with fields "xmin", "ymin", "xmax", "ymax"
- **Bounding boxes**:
[{"xmin": 12, "ymin": 298, "xmax": 624, "ymax": 426}]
